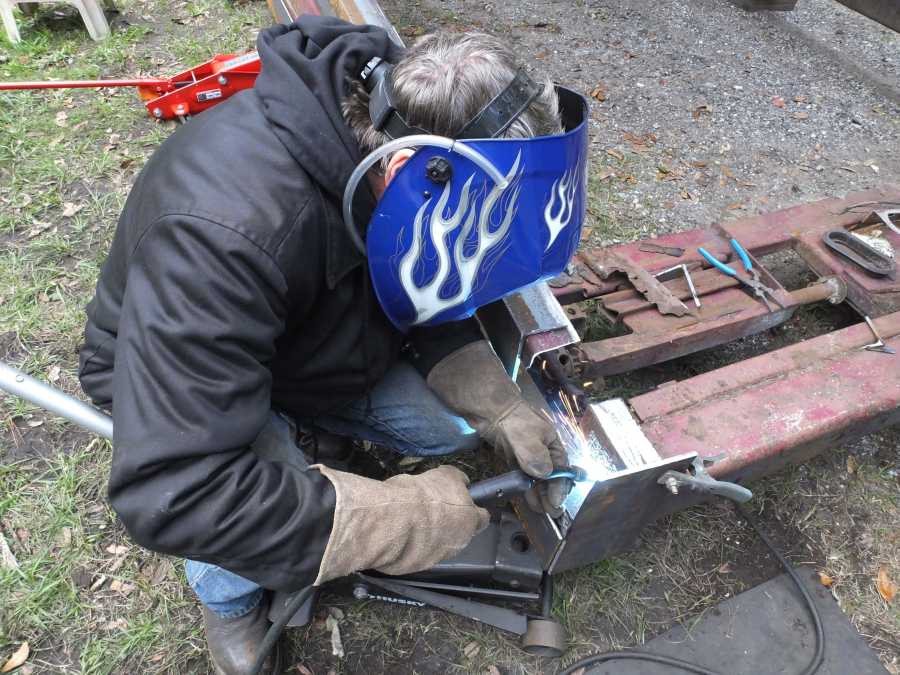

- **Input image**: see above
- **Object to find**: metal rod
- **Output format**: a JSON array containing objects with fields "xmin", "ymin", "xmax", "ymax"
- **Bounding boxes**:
[
  {"xmin": 683, "ymin": 265, "xmax": 701, "ymax": 308},
  {"xmin": 0, "ymin": 79, "xmax": 171, "ymax": 91},
  {"xmin": 0, "ymin": 362, "xmax": 113, "ymax": 439}
]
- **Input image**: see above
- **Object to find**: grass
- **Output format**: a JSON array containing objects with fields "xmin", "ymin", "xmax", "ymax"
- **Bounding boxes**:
[{"xmin": 2, "ymin": 1, "xmax": 899, "ymax": 674}]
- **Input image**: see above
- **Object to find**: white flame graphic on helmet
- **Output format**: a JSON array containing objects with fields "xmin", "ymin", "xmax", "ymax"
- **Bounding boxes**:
[
  {"xmin": 399, "ymin": 152, "xmax": 524, "ymax": 325},
  {"xmin": 543, "ymin": 163, "xmax": 580, "ymax": 251}
]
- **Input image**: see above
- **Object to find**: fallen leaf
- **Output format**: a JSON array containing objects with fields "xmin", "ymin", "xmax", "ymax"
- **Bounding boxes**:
[
  {"xmin": 589, "ymin": 83, "xmax": 607, "ymax": 102},
  {"xmin": 847, "ymin": 455, "xmax": 858, "ymax": 474},
  {"xmin": 90, "ymin": 574, "xmax": 108, "ymax": 592},
  {"xmin": 818, "ymin": 571, "xmax": 834, "ymax": 587},
  {"xmin": 25, "ymin": 419, "xmax": 43, "ymax": 428},
  {"xmin": 105, "ymin": 544, "xmax": 128, "ymax": 556},
  {"xmin": 149, "ymin": 654, "xmax": 164, "ymax": 663},
  {"xmin": 62, "ymin": 202, "xmax": 83, "ymax": 218},
  {"xmin": 793, "ymin": 95, "xmax": 808, "ymax": 103},
  {"xmin": 877, "ymin": 566, "xmax": 897, "ymax": 603},
  {"xmin": 325, "ymin": 616, "xmax": 344, "ymax": 658},
  {"xmin": 464, "ymin": 641, "xmax": 481, "ymax": 659},
  {"xmin": 793, "ymin": 111, "xmax": 809, "ymax": 120},
  {"xmin": 622, "ymin": 131, "xmax": 655, "ymax": 153},
  {"xmin": 54, "ymin": 111, "xmax": 69, "ymax": 127},
  {"xmin": 692, "ymin": 103, "xmax": 712, "ymax": 119},
  {"xmin": 56, "ymin": 526, "xmax": 72, "ymax": 548},
  {"xmin": 606, "ymin": 148, "xmax": 625, "ymax": 162},
  {"xmin": 718, "ymin": 562, "xmax": 734, "ymax": 574},
  {"xmin": 295, "ymin": 665, "xmax": 314, "ymax": 675},
  {"xmin": 1, "ymin": 642, "xmax": 29, "ymax": 673},
  {"xmin": 595, "ymin": 168, "xmax": 616, "ymax": 181},
  {"xmin": 689, "ymin": 160, "xmax": 708, "ymax": 168},
  {"xmin": 726, "ymin": 202, "xmax": 745, "ymax": 211},
  {"xmin": 772, "ymin": 96, "xmax": 785, "ymax": 108},
  {"xmin": 47, "ymin": 366, "xmax": 60, "ymax": 383}
]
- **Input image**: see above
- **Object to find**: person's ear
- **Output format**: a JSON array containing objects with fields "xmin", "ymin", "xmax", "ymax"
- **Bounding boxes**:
[{"xmin": 384, "ymin": 149, "xmax": 415, "ymax": 187}]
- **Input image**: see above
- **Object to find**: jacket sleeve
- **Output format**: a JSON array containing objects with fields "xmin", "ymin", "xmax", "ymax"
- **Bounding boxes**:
[
  {"xmin": 405, "ymin": 318, "xmax": 485, "ymax": 377},
  {"xmin": 107, "ymin": 214, "xmax": 335, "ymax": 592}
]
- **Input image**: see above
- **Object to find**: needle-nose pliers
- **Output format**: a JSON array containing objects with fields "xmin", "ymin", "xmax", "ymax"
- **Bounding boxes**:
[{"xmin": 698, "ymin": 238, "xmax": 785, "ymax": 312}]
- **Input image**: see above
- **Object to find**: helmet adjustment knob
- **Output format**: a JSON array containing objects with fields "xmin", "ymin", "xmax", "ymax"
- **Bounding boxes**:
[{"xmin": 425, "ymin": 156, "xmax": 453, "ymax": 184}]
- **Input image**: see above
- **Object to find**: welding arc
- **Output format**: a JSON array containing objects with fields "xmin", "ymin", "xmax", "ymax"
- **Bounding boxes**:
[{"xmin": 557, "ymin": 502, "xmax": 825, "ymax": 675}]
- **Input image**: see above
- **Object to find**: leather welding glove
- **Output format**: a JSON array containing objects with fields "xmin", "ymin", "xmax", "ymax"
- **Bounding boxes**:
[
  {"xmin": 525, "ymin": 441, "xmax": 572, "ymax": 519},
  {"xmin": 312, "ymin": 465, "xmax": 490, "ymax": 586},
  {"xmin": 427, "ymin": 341, "xmax": 569, "ymax": 512}
]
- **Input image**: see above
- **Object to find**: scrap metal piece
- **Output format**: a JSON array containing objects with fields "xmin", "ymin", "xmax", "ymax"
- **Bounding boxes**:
[
  {"xmin": 655, "ymin": 264, "xmax": 702, "ymax": 308},
  {"xmin": 584, "ymin": 251, "xmax": 695, "ymax": 318},
  {"xmin": 639, "ymin": 242, "xmax": 685, "ymax": 257},
  {"xmin": 862, "ymin": 315, "xmax": 897, "ymax": 354},
  {"xmin": 823, "ymin": 229, "xmax": 896, "ymax": 277}
]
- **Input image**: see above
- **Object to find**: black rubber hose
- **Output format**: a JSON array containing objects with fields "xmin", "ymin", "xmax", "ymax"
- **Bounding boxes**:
[
  {"xmin": 249, "ymin": 585, "xmax": 315, "ymax": 675},
  {"xmin": 737, "ymin": 502, "xmax": 825, "ymax": 675},
  {"xmin": 559, "ymin": 651, "xmax": 723, "ymax": 675},
  {"xmin": 558, "ymin": 502, "xmax": 825, "ymax": 675}
]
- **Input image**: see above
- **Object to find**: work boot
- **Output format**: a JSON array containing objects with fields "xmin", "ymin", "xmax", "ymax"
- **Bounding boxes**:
[{"xmin": 202, "ymin": 602, "xmax": 284, "ymax": 675}]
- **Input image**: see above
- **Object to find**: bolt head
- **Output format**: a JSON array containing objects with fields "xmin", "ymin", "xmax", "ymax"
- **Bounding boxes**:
[
  {"xmin": 218, "ymin": 75, "xmax": 228, "ymax": 86},
  {"xmin": 152, "ymin": 108, "xmax": 163, "ymax": 118},
  {"xmin": 352, "ymin": 585, "xmax": 368, "ymax": 600}
]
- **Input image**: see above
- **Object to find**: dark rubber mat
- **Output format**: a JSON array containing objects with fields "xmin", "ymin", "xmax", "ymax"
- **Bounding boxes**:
[{"xmin": 586, "ymin": 571, "xmax": 888, "ymax": 675}]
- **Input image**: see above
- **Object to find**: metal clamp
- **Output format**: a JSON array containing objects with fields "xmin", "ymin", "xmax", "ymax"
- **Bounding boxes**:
[{"xmin": 658, "ymin": 456, "xmax": 753, "ymax": 503}]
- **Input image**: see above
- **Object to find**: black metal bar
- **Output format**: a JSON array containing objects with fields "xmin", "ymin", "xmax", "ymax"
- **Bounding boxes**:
[
  {"xmin": 391, "ymin": 579, "xmax": 540, "ymax": 601},
  {"xmin": 357, "ymin": 574, "xmax": 529, "ymax": 635},
  {"xmin": 541, "ymin": 574, "xmax": 554, "ymax": 618}
]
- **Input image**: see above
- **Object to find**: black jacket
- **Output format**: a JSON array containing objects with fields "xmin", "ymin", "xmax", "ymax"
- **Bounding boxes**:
[{"xmin": 78, "ymin": 17, "xmax": 480, "ymax": 592}]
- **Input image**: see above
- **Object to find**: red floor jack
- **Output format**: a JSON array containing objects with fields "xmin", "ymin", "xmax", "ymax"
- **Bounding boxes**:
[{"xmin": 0, "ymin": 52, "xmax": 261, "ymax": 119}]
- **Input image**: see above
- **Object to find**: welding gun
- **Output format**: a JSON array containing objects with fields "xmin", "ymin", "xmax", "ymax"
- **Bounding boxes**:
[{"xmin": 468, "ymin": 467, "xmax": 588, "ymax": 506}]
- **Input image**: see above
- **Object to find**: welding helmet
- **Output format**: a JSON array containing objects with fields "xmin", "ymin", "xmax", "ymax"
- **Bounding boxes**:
[{"xmin": 342, "ymin": 57, "xmax": 589, "ymax": 332}]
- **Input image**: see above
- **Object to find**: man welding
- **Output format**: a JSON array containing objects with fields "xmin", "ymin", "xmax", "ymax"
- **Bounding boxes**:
[{"xmin": 78, "ymin": 16, "xmax": 587, "ymax": 675}]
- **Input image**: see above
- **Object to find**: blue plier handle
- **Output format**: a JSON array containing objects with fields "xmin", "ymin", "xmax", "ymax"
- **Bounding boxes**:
[
  {"xmin": 697, "ymin": 239, "xmax": 753, "ymax": 276},
  {"xmin": 698, "ymin": 239, "xmax": 784, "ymax": 311}
]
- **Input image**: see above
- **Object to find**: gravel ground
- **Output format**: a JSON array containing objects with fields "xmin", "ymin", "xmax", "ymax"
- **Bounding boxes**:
[{"xmin": 386, "ymin": 0, "xmax": 898, "ymax": 244}]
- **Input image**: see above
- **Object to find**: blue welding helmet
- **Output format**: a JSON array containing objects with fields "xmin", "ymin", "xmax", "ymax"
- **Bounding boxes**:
[{"xmin": 341, "ymin": 59, "xmax": 589, "ymax": 332}]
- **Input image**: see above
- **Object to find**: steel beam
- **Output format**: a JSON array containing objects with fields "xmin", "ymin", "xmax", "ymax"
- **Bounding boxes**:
[{"xmin": 631, "ymin": 312, "xmax": 900, "ymax": 482}]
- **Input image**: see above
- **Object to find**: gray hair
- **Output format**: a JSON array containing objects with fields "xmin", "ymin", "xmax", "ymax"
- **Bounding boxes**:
[{"xmin": 343, "ymin": 32, "xmax": 562, "ymax": 171}]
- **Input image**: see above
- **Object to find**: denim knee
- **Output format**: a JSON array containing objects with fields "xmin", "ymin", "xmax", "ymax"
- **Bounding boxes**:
[
  {"xmin": 418, "ymin": 417, "xmax": 480, "ymax": 456},
  {"xmin": 186, "ymin": 560, "xmax": 264, "ymax": 619}
]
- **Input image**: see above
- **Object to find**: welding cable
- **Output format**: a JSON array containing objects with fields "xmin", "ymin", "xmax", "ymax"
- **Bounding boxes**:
[
  {"xmin": 249, "ymin": 585, "xmax": 315, "ymax": 675},
  {"xmin": 557, "ymin": 502, "xmax": 825, "ymax": 675},
  {"xmin": 737, "ymin": 502, "xmax": 824, "ymax": 675}
]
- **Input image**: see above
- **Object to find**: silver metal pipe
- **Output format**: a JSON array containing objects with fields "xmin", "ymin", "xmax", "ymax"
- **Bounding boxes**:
[{"xmin": 0, "ymin": 362, "xmax": 113, "ymax": 439}]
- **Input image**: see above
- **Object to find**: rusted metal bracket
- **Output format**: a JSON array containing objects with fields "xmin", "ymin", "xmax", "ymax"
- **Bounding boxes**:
[{"xmin": 583, "ymin": 250, "xmax": 696, "ymax": 318}]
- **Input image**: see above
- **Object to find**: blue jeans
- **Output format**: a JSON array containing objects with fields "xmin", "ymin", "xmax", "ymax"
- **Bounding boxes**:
[{"xmin": 186, "ymin": 360, "xmax": 478, "ymax": 618}]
